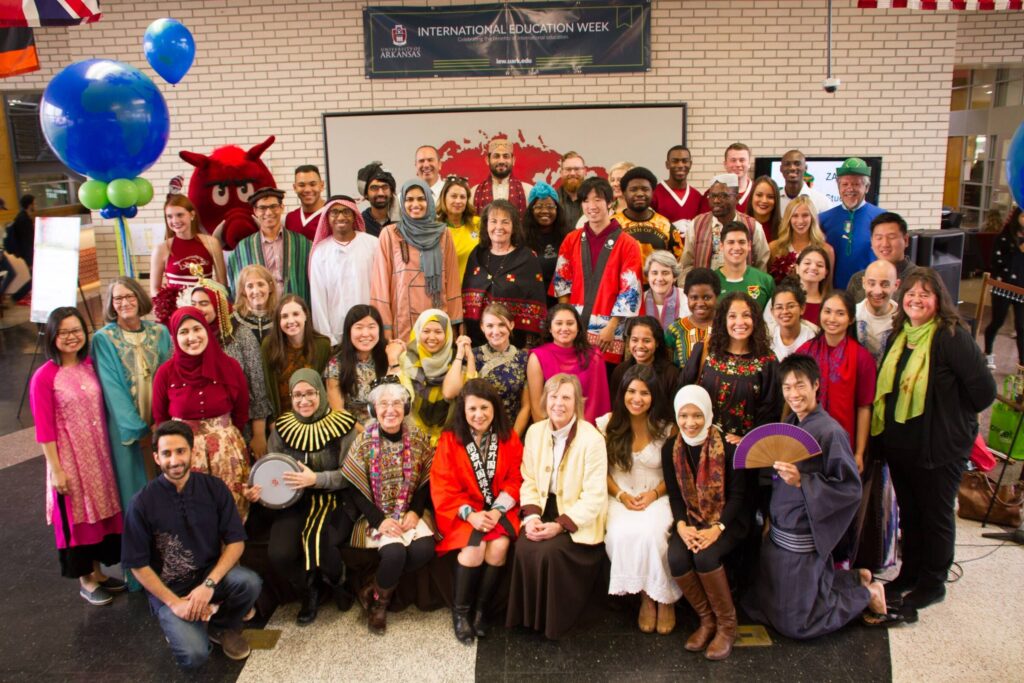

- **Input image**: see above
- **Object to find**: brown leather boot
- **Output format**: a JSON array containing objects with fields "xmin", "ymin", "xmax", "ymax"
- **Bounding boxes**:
[
  {"xmin": 699, "ymin": 567, "xmax": 737, "ymax": 661},
  {"xmin": 675, "ymin": 572, "xmax": 715, "ymax": 651},
  {"xmin": 368, "ymin": 584, "xmax": 395, "ymax": 635}
]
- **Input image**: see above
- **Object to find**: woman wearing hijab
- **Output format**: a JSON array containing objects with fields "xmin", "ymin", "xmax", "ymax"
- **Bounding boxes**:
[
  {"xmin": 244, "ymin": 369, "xmax": 358, "ymax": 626},
  {"xmin": 152, "ymin": 307, "xmax": 251, "ymax": 519},
  {"xmin": 371, "ymin": 179, "xmax": 463, "ymax": 341},
  {"xmin": 182, "ymin": 273, "xmax": 271, "ymax": 459},
  {"xmin": 386, "ymin": 309, "xmax": 459, "ymax": 446},
  {"xmin": 662, "ymin": 385, "xmax": 750, "ymax": 660}
]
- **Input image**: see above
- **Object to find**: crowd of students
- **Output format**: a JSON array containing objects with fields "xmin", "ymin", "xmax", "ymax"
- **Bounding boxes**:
[{"xmin": 29, "ymin": 141, "xmax": 999, "ymax": 670}]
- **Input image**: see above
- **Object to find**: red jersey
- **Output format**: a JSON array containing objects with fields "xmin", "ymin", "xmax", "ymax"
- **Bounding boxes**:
[
  {"xmin": 285, "ymin": 206, "xmax": 323, "ymax": 241},
  {"xmin": 650, "ymin": 181, "xmax": 709, "ymax": 230}
]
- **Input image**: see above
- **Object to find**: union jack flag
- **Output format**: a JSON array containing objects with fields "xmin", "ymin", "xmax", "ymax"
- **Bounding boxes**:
[
  {"xmin": 857, "ymin": 1, "xmax": 1022, "ymax": 8},
  {"xmin": 0, "ymin": 0, "xmax": 102, "ymax": 28}
]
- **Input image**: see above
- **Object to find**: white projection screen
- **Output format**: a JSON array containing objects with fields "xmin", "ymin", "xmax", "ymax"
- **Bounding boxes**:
[{"xmin": 322, "ymin": 104, "xmax": 687, "ymax": 197}]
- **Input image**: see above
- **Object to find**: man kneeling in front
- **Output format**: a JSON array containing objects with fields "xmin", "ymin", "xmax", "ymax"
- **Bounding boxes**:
[{"xmin": 121, "ymin": 420, "xmax": 261, "ymax": 669}]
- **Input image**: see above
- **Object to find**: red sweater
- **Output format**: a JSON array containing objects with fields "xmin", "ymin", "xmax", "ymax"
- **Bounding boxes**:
[{"xmin": 152, "ymin": 356, "xmax": 249, "ymax": 431}]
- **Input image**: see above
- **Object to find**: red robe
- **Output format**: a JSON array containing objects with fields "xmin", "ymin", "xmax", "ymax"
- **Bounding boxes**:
[{"xmin": 431, "ymin": 430, "xmax": 523, "ymax": 554}]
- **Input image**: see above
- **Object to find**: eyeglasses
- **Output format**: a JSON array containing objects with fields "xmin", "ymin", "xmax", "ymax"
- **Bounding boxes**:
[
  {"xmin": 254, "ymin": 204, "xmax": 282, "ymax": 213},
  {"xmin": 291, "ymin": 390, "xmax": 318, "ymax": 402},
  {"xmin": 57, "ymin": 328, "xmax": 84, "ymax": 339},
  {"xmin": 112, "ymin": 294, "xmax": 137, "ymax": 304},
  {"xmin": 375, "ymin": 399, "xmax": 406, "ymax": 410},
  {"xmin": 328, "ymin": 208, "xmax": 351, "ymax": 218},
  {"xmin": 445, "ymin": 174, "xmax": 468, "ymax": 183}
]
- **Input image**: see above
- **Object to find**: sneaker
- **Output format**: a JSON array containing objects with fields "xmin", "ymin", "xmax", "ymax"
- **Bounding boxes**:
[
  {"xmin": 208, "ymin": 628, "xmax": 251, "ymax": 661},
  {"xmin": 986, "ymin": 354, "xmax": 997, "ymax": 370},
  {"xmin": 98, "ymin": 576, "xmax": 128, "ymax": 593},
  {"xmin": 80, "ymin": 585, "xmax": 113, "ymax": 606}
]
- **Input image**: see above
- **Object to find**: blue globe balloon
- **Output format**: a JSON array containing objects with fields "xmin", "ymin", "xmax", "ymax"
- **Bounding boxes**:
[
  {"xmin": 39, "ymin": 59, "xmax": 170, "ymax": 183},
  {"xmin": 144, "ymin": 18, "xmax": 196, "ymax": 85},
  {"xmin": 1008, "ymin": 122, "xmax": 1024, "ymax": 209}
]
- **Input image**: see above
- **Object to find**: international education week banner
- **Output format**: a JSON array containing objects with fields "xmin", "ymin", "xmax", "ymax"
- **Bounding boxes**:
[{"xmin": 364, "ymin": 0, "xmax": 651, "ymax": 79}]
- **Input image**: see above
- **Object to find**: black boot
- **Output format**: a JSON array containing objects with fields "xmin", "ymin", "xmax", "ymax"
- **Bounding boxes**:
[
  {"xmin": 330, "ymin": 565, "xmax": 354, "ymax": 612},
  {"xmin": 297, "ymin": 571, "xmax": 320, "ymax": 626},
  {"xmin": 452, "ymin": 563, "xmax": 482, "ymax": 644},
  {"xmin": 472, "ymin": 563, "xmax": 503, "ymax": 638}
]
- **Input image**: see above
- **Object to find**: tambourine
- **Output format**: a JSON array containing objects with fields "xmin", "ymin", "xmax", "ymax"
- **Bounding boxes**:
[{"xmin": 248, "ymin": 453, "xmax": 303, "ymax": 509}]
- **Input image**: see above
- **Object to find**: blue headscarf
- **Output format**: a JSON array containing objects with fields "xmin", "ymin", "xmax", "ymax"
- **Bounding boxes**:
[
  {"xmin": 528, "ymin": 181, "xmax": 559, "ymax": 205},
  {"xmin": 397, "ymin": 178, "xmax": 447, "ymax": 297}
]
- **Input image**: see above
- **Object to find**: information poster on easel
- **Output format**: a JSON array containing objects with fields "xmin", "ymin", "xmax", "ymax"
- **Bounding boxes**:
[{"xmin": 30, "ymin": 216, "xmax": 82, "ymax": 324}]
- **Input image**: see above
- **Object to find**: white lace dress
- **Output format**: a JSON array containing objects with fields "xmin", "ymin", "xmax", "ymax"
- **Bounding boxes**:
[{"xmin": 597, "ymin": 415, "xmax": 682, "ymax": 604}]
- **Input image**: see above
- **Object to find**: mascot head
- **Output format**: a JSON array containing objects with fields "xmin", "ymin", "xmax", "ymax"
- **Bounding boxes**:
[{"xmin": 180, "ymin": 135, "xmax": 277, "ymax": 250}]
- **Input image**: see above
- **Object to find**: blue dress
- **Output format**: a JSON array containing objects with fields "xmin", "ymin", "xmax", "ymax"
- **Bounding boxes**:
[{"xmin": 472, "ymin": 344, "xmax": 528, "ymax": 423}]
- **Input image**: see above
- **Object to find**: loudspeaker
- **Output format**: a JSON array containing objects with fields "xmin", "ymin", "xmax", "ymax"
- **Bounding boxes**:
[{"xmin": 909, "ymin": 229, "xmax": 965, "ymax": 303}]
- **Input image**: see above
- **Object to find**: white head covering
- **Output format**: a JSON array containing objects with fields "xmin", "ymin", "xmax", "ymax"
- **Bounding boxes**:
[
  {"xmin": 711, "ymin": 173, "xmax": 739, "ymax": 189},
  {"xmin": 674, "ymin": 385, "xmax": 713, "ymax": 447}
]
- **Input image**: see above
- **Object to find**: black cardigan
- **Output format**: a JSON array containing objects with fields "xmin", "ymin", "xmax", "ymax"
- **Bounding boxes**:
[
  {"xmin": 878, "ymin": 323, "xmax": 995, "ymax": 468},
  {"xmin": 660, "ymin": 436, "xmax": 751, "ymax": 541}
]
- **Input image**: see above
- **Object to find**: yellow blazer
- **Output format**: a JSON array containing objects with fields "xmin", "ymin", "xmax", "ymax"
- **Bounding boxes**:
[{"xmin": 521, "ymin": 418, "xmax": 608, "ymax": 545}]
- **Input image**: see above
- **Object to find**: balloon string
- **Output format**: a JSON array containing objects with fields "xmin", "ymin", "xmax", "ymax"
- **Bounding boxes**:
[{"xmin": 115, "ymin": 215, "xmax": 135, "ymax": 278}]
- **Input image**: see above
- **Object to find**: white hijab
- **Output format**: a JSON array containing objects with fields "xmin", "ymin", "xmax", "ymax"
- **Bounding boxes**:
[{"xmin": 674, "ymin": 385, "xmax": 713, "ymax": 447}]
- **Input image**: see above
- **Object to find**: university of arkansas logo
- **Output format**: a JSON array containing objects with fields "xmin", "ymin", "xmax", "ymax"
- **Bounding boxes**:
[{"xmin": 391, "ymin": 24, "xmax": 408, "ymax": 46}]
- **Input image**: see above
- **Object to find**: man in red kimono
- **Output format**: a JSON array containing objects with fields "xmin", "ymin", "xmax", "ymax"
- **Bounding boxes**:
[{"xmin": 551, "ymin": 177, "xmax": 643, "ymax": 365}]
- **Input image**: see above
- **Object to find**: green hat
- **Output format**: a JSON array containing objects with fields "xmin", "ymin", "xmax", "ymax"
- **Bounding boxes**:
[{"xmin": 836, "ymin": 157, "xmax": 871, "ymax": 177}]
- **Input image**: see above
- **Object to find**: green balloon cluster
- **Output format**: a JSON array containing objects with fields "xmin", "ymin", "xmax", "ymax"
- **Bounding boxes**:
[{"xmin": 78, "ymin": 177, "xmax": 155, "ymax": 211}]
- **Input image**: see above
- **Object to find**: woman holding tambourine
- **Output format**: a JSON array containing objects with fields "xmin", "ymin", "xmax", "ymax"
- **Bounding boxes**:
[{"xmin": 244, "ymin": 368, "xmax": 358, "ymax": 626}]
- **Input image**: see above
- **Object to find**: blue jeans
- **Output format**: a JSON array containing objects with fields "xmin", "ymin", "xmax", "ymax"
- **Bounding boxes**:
[{"xmin": 155, "ymin": 566, "xmax": 262, "ymax": 670}]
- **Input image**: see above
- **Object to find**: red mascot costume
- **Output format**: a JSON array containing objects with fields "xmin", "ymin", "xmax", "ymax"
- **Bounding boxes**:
[{"xmin": 180, "ymin": 135, "xmax": 277, "ymax": 250}]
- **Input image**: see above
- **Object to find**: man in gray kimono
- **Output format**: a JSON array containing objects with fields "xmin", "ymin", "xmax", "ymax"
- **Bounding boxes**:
[{"xmin": 744, "ymin": 353, "xmax": 889, "ymax": 638}]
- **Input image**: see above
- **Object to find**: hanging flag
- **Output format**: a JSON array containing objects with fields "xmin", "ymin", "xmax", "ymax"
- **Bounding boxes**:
[
  {"xmin": 0, "ymin": 27, "xmax": 38, "ymax": 77},
  {"xmin": 0, "ymin": 0, "xmax": 102, "ymax": 28},
  {"xmin": 857, "ymin": 1, "xmax": 1022, "ymax": 8}
]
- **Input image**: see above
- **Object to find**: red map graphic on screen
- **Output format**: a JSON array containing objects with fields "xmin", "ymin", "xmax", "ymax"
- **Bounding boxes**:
[{"xmin": 436, "ymin": 130, "xmax": 607, "ymax": 188}]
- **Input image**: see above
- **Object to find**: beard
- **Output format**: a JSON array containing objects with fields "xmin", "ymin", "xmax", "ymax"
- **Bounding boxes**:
[
  {"xmin": 562, "ymin": 177, "xmax": 581, "ymax": 194},
  {"xmin": 370, "ymin": 194, "xmax": 391, "ymax": 209},
  {"xmin": 490, "ymin": 164, "xmax": 512, "ymax": 179}
]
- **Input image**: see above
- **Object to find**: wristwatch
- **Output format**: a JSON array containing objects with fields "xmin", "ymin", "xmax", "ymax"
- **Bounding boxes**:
[
  {"xmin": 203, "ymin": 577, "xmax": 217, "ymax": 589},
  {"xmin": 716, "ymin": 522, "xmax": 726, "ymax": 532}
]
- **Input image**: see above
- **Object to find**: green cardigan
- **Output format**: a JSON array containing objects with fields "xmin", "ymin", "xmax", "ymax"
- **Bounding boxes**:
[{"xmin": 261, "ymin": 334, "xmax": 332, "ymax": 418}]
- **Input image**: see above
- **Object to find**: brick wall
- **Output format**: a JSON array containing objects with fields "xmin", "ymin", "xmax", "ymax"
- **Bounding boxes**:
[
  {"xmin": 955, "ymin": 10, "xmax": 1024, "ymax": 64},
  {"xmin": 0, "ymin": 0, "xmax": 1019, "ymax": 283}
]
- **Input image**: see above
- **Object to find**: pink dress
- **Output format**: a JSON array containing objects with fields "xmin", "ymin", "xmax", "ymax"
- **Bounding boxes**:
[
  {"xmin": 30, "ymin": 359, "xmax": 123, "ymax": 549},
  {"xmin": 530, "ymin": 342, "xmax": 610, "ymax": 424}
]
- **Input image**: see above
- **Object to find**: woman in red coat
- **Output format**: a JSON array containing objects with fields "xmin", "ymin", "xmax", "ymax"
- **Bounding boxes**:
[{"xmin": 432, "ymin": 378, "xmax": 523, "ymax": 645}]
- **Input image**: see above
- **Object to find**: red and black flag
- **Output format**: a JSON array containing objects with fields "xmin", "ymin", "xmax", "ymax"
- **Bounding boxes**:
[{"xmin": 0, "ymin": 27, "xmax": 38, "ymax": 78}]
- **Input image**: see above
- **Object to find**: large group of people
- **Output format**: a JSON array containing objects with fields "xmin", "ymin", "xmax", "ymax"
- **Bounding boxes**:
[{"xmin": 29, "ymin": 141, "xmax": 999, "ymax": 670}]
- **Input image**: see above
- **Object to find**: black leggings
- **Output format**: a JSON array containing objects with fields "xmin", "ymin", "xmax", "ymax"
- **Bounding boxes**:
[
  {"xmin": 667, "ymin": 529, "xmax": 743, "ymax": 576},
  {"xmin": 376, "ymin": 537, "xmax": 435, "ymax": 589},
  {"xmin": 983, "ymin": 293, "xmax": 1024, "ymax": 360}
]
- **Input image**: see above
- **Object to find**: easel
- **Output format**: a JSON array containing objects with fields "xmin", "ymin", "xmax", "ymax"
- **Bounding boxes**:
[
  {"xmin": 973, "ymin": 273, "xmax": 1024, "ymax": 545},
  {"xmin": 16, "ymin": 279, "xmax": 97, "ymax": 420}
]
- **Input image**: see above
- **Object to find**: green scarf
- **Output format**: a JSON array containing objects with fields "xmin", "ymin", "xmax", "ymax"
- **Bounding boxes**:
[{"xmin": 871, "ymin": 319, "xmax": 937, "ymax": 436}]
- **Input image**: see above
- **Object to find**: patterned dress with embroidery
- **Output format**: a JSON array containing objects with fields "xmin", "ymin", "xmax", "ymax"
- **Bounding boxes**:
[
  {"xmin": 680, "ymin": 343, "xmax": 782, "ymax": 437},
  {"xmin": 324, "ymin": 356, "xmax": 379, "ymax": 427},
  {"xmin": 472, "ymin": 344, "xmax": 528, "ymax": 422}
]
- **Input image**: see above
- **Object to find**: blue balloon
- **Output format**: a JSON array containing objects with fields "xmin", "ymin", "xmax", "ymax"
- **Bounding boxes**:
[
  {"xmin": 1008, "ymin": 122, "xmax": 1024, "ymax": 208},
  {"xmin": 39, "ymin": 59, "xmax": 170, "ymax": 183},
  {"xmin": 100, "ymin": 206, "xmax": 123, "ymax": 220},
  {"xmin": 122, "ymin": 205, "xmax": 138, "ymax": 218},
  {"xmin": 144, "ymin": 18, "xmax": 195, "ymax": 85}
]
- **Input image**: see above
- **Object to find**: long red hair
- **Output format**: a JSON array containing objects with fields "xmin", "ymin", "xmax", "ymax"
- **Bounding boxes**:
[{"xmin": 163, "ymin": 194, "xmax": 201, "ymax": 239}]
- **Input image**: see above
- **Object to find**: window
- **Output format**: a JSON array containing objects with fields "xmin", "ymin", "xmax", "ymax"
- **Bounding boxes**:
[{"xmin": 4, "ymin": 93, "xmax": 82, "ymax": 210}]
